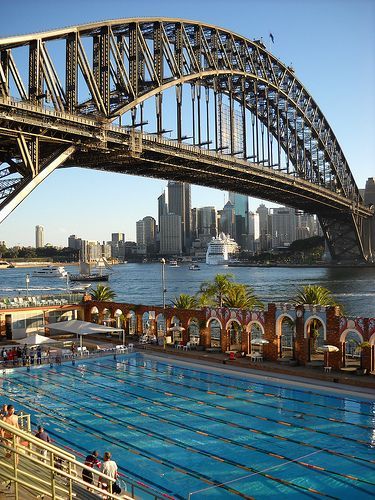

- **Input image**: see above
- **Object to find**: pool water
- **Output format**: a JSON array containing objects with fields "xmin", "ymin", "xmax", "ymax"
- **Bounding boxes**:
[{"xmin": 1, "ymin": 353, "xmax": 374, "ymax": 499}]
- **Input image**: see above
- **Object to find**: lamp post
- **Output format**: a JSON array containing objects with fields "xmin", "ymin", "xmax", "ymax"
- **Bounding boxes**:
[
  {"xmin": 161, "ymin": 258, "xmax": 166, "ymax": 308},
  {"xmin": 25, "ymin": 273, "xmax": 30, "ymax": 297}
]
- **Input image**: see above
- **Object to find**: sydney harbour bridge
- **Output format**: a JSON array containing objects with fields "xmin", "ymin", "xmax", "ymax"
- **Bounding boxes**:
[{"xmin": 0, "ymin": 18, "xmax": 373, "ymax": 263}]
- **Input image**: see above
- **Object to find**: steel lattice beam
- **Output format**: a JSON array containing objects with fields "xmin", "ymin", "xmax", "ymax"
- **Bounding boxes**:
[{"xmin": 0, "ymin": 18, "xmax": 373, "ymax": 262}]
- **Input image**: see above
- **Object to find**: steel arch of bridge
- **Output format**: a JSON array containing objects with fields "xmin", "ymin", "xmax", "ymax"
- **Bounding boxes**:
[{"xmin": 0, "ymin": 18, "xmax": 373, "ymax": 262}]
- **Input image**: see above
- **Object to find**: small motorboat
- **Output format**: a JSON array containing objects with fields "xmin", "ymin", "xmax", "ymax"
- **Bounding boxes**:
[{"xmin": 189, "ymin": 264, "xmax": 201, "ymax": 271}]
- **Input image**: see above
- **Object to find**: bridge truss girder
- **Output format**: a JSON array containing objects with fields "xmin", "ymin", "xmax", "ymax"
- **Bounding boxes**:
[{"xmin": 0, "ymin": 18, "xmax": 374, "ymax": 262}]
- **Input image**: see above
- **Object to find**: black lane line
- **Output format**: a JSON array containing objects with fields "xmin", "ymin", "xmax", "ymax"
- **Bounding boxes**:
[
  {"xmin": 54, "ymin": 361, "xmax": 375, "ymax": 468},
  {"xmin": 41, "ymin": 366, "xmax": 375, "ymax": 492},
  {"xmin": 7, "ymin": 372, "xmax": 341, "ymax": 499},
  {"xmin": 0, "ymin": 383, "xmax": 180, "ymax": 500},
  {"xmin": 5, "ymin": 377, "xmax": 263, "ymax": 499},
  {"xmin": 68, "ymin": 360, "xmax": 373, "ymax": 450},
  {"xmin": 135, "ymin": 357, "xmax": 374, "ymax": 419}
]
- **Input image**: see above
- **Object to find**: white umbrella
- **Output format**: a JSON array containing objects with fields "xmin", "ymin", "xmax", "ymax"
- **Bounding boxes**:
[
  {"xmin": 167, "ymin": 326, "xmax": 185, "ymax": 332},
  {"xmin": 317, "ymin": 345, "xmax": 339, "ymax": 353},
  {"xmin": 317, "ymin": 345, "xmax": 339, "ymax": 367},
  {"xmin": 15, "ymin": 333, "xmax": 59, "ymax": 346},
  {"xmin": 251, "ymin": 338, "xmax": 269, "ymax": 345}
]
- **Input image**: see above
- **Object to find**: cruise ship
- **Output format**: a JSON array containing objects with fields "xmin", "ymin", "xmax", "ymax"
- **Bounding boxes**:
[
  {"xmin": 32, "ymin": 266, "xmax": 68, "ymax": 278},
  {"xmin": 206, "ymin": 233, "xmax": 239, "ymax": 265}
]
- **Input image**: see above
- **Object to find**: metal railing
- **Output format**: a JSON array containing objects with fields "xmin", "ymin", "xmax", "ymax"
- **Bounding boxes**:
[
  {"xmin": 0, "ymin": 418, "xmax": 129, "ymax": 499},
  {"xmin": 0, "ymin": 293, "xmax": 84, "ymax": 309}
]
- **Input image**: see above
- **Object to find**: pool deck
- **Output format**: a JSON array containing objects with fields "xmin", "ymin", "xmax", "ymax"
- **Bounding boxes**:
[{"xmin": 137, "ymin": 343, "xmax": 375, "ymax": 397}]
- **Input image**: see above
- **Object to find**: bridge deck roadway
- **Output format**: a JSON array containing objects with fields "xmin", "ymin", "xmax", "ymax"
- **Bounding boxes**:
[{"xmin": 0, "ymin": 98, "xmax": 373, "ymax": 221}]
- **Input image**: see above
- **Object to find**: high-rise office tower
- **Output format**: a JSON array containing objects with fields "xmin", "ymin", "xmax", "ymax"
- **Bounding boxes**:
[
  {"xmin": 219, "ymin": 200, "xmax": 236, "ymax": 238},
  {"xmin": 229, "ymin": 192, "xmax": 249, "ymax": 247},
  {"xmin": 35, "ymin": 225, "xmax": 44, "ymax": 248},
  {"xmin": 159, "ymin": 214, "xmax": 182, "ymax": 255},
  {"xmin": 111, "ymin": 233, "xmax": 125, "ymax": 244},
  {"xmin": 167, "ymin": 181, "xmax": 191, "ymax": 252},
  {"xmin": 68, "ymin": 234, "xmax": 82, "ymax": 251},
  {"xmin": 256, "ymin": 204, "xmax": 271, "ymax": 251},
  {"xmin": 197, "ymin": 207, "xmax": 217, "ymax": 242},
  {"xmin": 137, "ymin": 217, "xmax": 156, "ymax": 249},
  {"xmin": 158, "ymin": 191, "xmax": 168, "ymax": 231},
  {"xmin": 271, "ymin": 207, "xmax": 297, "ymax": 248},
  {"xmin": 110, "ymin": 233, "xmax": 125, "ymax": 259},
  {"xmin": 247, "ymin": 212, "xmax": 260, "ymax": 253}
]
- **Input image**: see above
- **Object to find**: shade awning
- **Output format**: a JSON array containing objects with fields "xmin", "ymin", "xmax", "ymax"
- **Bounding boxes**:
[
  {"xmin": 15, "ymin": 333, "xmax": 60, "ymax": 345},
  {"xmin": 45, "ymin": 320, "xmax": 123, "ymax": 336}
]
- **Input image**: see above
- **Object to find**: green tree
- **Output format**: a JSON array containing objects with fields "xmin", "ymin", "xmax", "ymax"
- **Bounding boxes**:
[
  {"xmin": 89, "ymin": 285, "xmax": 116, "ymax": 301},
  {"xmin": 222, "ymin": 283, "xmax": 264, "ymax": 309},
  {"xmin": 199, "ymin": 273, "xmax": 235, "ymax": 307},
  {"xmin": 172, "ymin": 293, "xmax": 199, "ymax": 309},
  {"xmin": 292, "ymin": 284, "xmax": 341, "ymax": 352},
  {"xmin": 292, "ymin": 285, "xmax": 339, "ymax": 307}
]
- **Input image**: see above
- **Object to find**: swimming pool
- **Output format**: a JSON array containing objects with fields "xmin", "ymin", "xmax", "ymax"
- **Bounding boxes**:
[{"xmin": 1, "ymin": 353, "xmax": 374, "ymax": 499}]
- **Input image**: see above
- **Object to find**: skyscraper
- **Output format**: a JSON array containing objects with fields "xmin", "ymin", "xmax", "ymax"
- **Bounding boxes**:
[
  {"xmin": 197, "ymin": 207, "xmax": 217, "ymax": 241},
  {"xmin": 137, "ymin": 216, "xmax": 156, "ymax": 253},
  {"xmin": 111, "ymin": 233, "xmax": 125, "ymax": 244},
  {"xmin": 35, "ymin": 225, "xmax": 44, "ymax": 248},
  {"xmin": 229, "ymin": 192, "xmax": 249, "ymax": 247},
  {"xmin": 256, "ymin": 204, "xmax": 271, "ymax": 251},
  {"xmin": 271, "ymin": 207, "xmax": 297, "ymax": 248},
  {"xmin": 219, "ymin": 200, "xmax": 236, "ymax": 238},
  {"xmin": 159, "ymin": 214, "xmax": 182, "ymax": 255},
  {"xmin": 247, "ymin": 212, "xmax": 260, "ymax": 252},
  {"xmin": 167, "ymin": 181, "xmax": 191, "ymax": 252},
  {"xmin": 157, "ymin": 191, "xmax": 168, "ymax": 230}
]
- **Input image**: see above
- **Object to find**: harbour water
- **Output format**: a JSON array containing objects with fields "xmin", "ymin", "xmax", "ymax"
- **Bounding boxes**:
[{"xmin": 1, "ymin": 263, "xmax": 374, "ymax": 317}]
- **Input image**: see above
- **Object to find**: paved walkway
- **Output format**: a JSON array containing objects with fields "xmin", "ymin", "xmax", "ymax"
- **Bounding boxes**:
[{"xmin": 137, "ymin": 343, "xmax": 375, "ymax": 394}]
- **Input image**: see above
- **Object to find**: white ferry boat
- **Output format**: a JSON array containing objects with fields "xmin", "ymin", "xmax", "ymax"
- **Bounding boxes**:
[
  {"xmin": 32, "ymin": 266, "xmax": 68, "ymax": 278},
  {"xmin": 169, "ymin": 260, "xmax": 179, "ymax": 267},
  {"xmin": 206, "ymin": 233, "xmax": 239, "ymax": 265}
]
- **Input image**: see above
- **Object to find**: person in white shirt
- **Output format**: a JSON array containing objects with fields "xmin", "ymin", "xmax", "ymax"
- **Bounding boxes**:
[{"xmin": 99, "ymin": 451, "xmax": 119, "ymax": 494}]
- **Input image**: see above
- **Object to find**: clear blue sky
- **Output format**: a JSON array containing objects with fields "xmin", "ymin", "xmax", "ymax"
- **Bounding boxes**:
[{"xmin": 0, "ymin": 0, "xmax": 374, "ymax": 246}]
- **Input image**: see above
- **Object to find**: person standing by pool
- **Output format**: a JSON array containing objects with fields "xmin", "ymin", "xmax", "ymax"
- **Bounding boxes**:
[
  {"xmin": 82, "ymin": 450, "xmax": 101, "ymax": 488},
  {"xmin": 99, "ymin": 451, "xmax": 120, "ymax": 494},
  {"xmin": 1, "ymin": 405, "xmax": 20, "ymax": 463},
  {"xmin": 35, "ymin": 425, "xmax": 51, "ymax": 461},
  {"xmin": 0, "ymin": 404, "xmax": 7, "ymax": 417},
  {"xmin": 36, "ymin": 346, "xmax": 42, "ymax": 365}
]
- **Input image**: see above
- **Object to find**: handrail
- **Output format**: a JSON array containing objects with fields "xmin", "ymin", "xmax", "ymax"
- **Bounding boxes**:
[{"xmin": 0, "ymin": 419, "xmax": 129, "ymax": 499}]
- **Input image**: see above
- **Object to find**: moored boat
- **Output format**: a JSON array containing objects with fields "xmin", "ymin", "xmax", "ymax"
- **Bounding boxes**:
[
  {"xmin": 32, "ymin": 266, "xmax": 68, "ymax": 278},
  {"xmin": 0, "ymin": 261, "xmax": 14, "ymax": 269},
  {"xmin": 189, "ymin": 264, "xmax": 201, "ymax": 270}
]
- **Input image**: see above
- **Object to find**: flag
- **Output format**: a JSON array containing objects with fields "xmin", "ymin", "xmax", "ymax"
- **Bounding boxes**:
[{"xmin": 269, "ymin": 33, "xmax": 275, "ymax": 44}]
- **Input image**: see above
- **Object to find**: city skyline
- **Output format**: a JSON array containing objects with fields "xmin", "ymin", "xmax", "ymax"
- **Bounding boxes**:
[{"xmin": 0, "ymin": 0, "xmax": 373, "ymax": 246}]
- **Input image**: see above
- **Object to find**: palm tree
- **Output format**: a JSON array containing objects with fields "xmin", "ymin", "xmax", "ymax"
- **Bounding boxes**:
[
  {"xmin": 89, "ymin": 284, "xmax": 116, "ymax": 301},
  {"xmin": 172, "ymin": 293, "xmax": 199, "ymax": 309},
  {"xmin": 222, "ymin": 284, "xmax": 264, "ymax": 309},
  {"xmin": 199, "ymin": 273, "xmax": 235, "ymax": 307},
  {"xmin": 292, "ymin": 285, "xmax": 338, "ymax": 307},
  {"xmin": 292, "ymin": 284, "xmax": 341, "ymax": 354}
]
